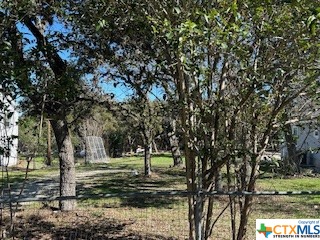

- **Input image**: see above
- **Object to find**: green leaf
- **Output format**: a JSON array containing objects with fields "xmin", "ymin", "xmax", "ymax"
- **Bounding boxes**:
[
  {"xmin": 221, "ymin": 42, "xmax": 227, "ymax": 49},
  {"xmin": 307, "ymin": 15, "xmax": 317, "ymax": 35},
  {"xmin": 310, "ymin": 22, "xmax": 316, "ymax": 35},
  {"xmin": 180, "ymin": 55, "xmax": 186, "ymax": 64},
  {"xmin": 3, "ymin": 41, "xmax": 11, "ymax": 49},
  {"xmin": 204, "ymin": 14, "xmax": 209, "ymax": 24},
  {"xmin": 231, "ymin": 0, "xmax": 238, "ymax": 17},
  {"xmin": 163, "ymin": 19, "xmax": 171, "ymax": 27},
  {"xmin": 185, "ymin": 20, "xmax": 197, "ymax": 30},
  {"xmin": 209, "ymin": 9, "xmax": 218, "ymax": 19},
  {"xmin": 307, "ymin": 15, "xmax": 316, "ymax": 27},
  {"xmin": 165, "ymin": 31, "xmax": 174, "ymax": 40},
  {"xmin": 96, "ymin": 19, "xmax": 107, "ymax": 31},
  {"xmin": 151, "ymin": 25, "xmax": 159, "ymax": 34},
  {"xmin": 173, "ymin": 7, "xmax": 181, "ymax": 14}
]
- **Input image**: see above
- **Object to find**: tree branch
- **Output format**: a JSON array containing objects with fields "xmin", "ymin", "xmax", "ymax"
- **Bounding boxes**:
[{"xmin": 23, "ymin": 16, "xmax": 66, "ymax": 78}]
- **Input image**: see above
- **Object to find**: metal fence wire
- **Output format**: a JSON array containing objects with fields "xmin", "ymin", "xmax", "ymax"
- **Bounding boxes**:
[{"xmin": 1, "ymin": 191, "xmax": 320, "ymax": 240}]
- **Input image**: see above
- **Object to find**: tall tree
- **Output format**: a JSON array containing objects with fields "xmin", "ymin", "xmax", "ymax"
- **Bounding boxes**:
[
  {"xmin": 118, "ymin": 98, "xmax": 163, "ymax": 176},
  {"xmin": 166, "ymin": 117, "xmax": 183, "ymax": 167},
  {"xmin": 63, "ymin": 0, "xmax": 319, "ymax": 238},
  {"xmin": 1, "ymin": 0, "xmax": 110, "ymax": 210},
  {"xmin": 10, "ymin": 0, "xmax": 316, "ymax": 237},
  {"xmin": 144, "ymin": 1, "xmax": 319, "ymax": 239},
  {"xmin": 163, "ymin": 104, "xmax": 183, "ymax": 167}
]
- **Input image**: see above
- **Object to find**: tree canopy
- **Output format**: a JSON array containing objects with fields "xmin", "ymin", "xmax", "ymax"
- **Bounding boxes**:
[{"xmin": 1, "ymin": 0, "xmax": 319, "ymax": 238}]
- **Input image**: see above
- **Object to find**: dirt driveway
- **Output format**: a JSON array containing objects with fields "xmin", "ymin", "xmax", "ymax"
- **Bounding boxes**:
[{"xmin": 7, "ymin": 169, "xmax": 132, "ymax": 200}]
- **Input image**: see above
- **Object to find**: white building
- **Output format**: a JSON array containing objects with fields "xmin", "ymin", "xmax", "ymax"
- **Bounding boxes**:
[
  {"xmin": 292, "ymin": 124, "xmax": 320, "ymax": 168},
  {"xmin": 0, "ymin": 94, "xmax": 18, "ymax": 166},
  {"xmin": 280, "ymin": 88, "xmax": 320, "ymax": 169}
]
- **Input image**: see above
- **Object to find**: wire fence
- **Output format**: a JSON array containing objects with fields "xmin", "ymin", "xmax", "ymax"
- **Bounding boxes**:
[
  {"xmin": 1, "ymin": 157, "xmax": 320, "ymax": 239},
  {"xmin": 1, "ymin": 191, "xmax": 320, "ymax": 240}
]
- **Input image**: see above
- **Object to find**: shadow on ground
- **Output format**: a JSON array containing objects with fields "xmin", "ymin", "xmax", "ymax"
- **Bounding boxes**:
[
  {"xmin": 10, "ymin": 210, "xmax": 179, "ymax": 240},
  {"xmin": 76, "ymin": 171, "xmax": 185, "ymax": 209},
  {"xmin": 5, "ymin": 166, "xmax": 186, "ymax": 211}
]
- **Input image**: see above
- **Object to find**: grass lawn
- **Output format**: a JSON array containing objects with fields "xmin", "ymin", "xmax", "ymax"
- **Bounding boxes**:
[{"xmin": 2, "ymin": 153, "xmax": 320, "ymax": 239}]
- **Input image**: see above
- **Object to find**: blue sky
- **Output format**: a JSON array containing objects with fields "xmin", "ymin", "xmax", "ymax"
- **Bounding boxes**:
[{"xmin": 17, "ymin": 18, "xmax": 161, "ymax": 101}]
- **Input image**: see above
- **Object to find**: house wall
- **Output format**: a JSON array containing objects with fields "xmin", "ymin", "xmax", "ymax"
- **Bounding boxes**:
[
  {"xmin": 294, "ymin": 126, "xmax": 320, "ymax": 168},
  {"xmin": 0, "ymin": 95, "xmax": 19, "ymax": 166}
]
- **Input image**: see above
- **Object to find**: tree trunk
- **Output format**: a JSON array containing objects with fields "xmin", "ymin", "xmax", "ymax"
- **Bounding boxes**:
[
  {"xmin": 46, "ymin": 119, "xmax": 52, "ymax": 166},
  {"xmin": 168, "ymin": 119, "xmax": 183, "ymax": 166},
  {"xmin": 236, "ymin": 196, "xmax": 252, "ymax": 240},
  {"xmin": 144, "ymin": 143, "xmax": 151, "ymax": 176},
  {"xmin": 152, "ymin": 140, "xmax": 158, "ymax": 154},
  {"xmin": 50, "ymin": 119, "xmax": 76, "ymax": 211},
  {"xmin": 283, "ymin": 123, "xmax": 300, "ymax": 174},
  {"xmin": 186, "ymin": 149, "xmax": 197, "ymax": 240}
]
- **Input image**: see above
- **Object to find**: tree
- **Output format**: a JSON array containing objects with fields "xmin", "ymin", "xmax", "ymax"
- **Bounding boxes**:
[
  {"xmin": 166, "ymin": 117, "xmax": 183, "ymax": 167},
  {"xmin": 118, "ymin": 98, "xmax": 163, "ymax": 176},
  {"xmin": 59, "ymin": 0, "xmax": 319, "ymax": 238},
  {"xmin": 163, "ymin": 104, "xmax": 183, "ymax": 167},
  {"xmin": 281, "ymin": 108, "xmax": 301, "ymax": 174},
  {"xmin": 66, "ymin": 0, "xmax": 179, "ymax": 175},
  {"xmin": 1, "ymin": 0, "xmax": 110, "ymax": 211},
  {"xmin": 143, "ymin": 1, "xmax": 319, "ymax": 239},
  {"xmin": 5, "ymin": 0, "xmax": 316, "ymax": 237},
  {"xmin": 18, "ymin": 115, "xmax": 53, "ymax": 157}
]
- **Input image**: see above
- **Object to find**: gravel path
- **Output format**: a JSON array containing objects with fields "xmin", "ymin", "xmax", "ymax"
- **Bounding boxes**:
[{"xmin": 7, "ymin": 169, "xmax": 132, "ymax": 200}]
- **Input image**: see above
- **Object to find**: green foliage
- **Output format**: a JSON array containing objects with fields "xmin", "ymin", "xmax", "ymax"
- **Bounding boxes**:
[
  {"xmin": 18, "ymin": 115, "xmax": 56, "ymax": 157},
  {"xmin": 259, "ymin": 157, "xmax": 281, "ymax": 174},
  {"xmin": 146, "ymin": 0, "xmax": 319, "ymax": 165},
  {"xmin": 1, "ymin": 0, "xmax": 319, "ymax": 236},
  {"xmin": 144, "ymin": 1, "xmax": 319, "ymax": 238}
]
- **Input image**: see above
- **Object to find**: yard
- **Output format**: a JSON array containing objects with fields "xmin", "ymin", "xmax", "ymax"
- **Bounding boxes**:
[{"xmin": 1, "ymin": 154, "xmax": 320, "ymax": 239}]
